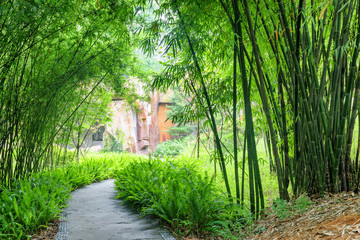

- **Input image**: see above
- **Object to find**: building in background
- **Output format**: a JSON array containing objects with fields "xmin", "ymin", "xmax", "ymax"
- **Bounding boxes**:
[
  {"xmin": 85, "ymin": 80, "xmax": 174, "ymax": 154},
  {"xmin": 157, "ymin": 94, "xmax": 173, "ymax": 143}
]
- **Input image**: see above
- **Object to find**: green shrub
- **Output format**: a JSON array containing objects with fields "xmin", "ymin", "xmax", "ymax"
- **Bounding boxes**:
[
  {"xmin": 0, "ymin": 171, "xmax": 71, "ymax": 239},
  {"xmin": 153, "ymin": 135, "xmax": 194, "ymax": 157},
  {"xmin": 272, "ymin": 195, "xmax": 313, "ymax": 220},
  {"xmin": 114, "ymin": 157, "xmax": 245, "ymax": 236},
  {"xmin": 293, "ymin": 195, "xmax": 313, "ymax": 214},
  {"xmin": 0, "ymin": 152, "xmax": 134, "ymax": 239},
  {"xmin": 271, "ymin": 198, "xmax": 291, "ymax": 220}
]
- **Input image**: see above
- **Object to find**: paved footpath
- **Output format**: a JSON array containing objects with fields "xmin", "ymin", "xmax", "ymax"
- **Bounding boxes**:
[{"xmin": 55, "ymin": 179, "xmax": 174, "ymax": 240}]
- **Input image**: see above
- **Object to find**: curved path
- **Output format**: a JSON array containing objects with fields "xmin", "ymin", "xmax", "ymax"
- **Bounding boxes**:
[{"xmin": 55, "ymin": 179, "xmax": 175, "ymax": 240}]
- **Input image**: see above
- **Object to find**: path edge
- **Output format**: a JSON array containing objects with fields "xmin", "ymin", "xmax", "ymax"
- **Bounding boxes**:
[
  {"xmin": 55, "ymin": 209, "xmax": 69, "ymax": 240},
  {"xmin": 145, "ymin": 215, "xmax": 176, "ymax": 240}
]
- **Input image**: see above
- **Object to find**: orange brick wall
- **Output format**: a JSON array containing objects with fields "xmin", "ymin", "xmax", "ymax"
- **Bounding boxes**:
[{"xmin": 158, "ymin": 104, "xmax": 173, "ymax": 142}]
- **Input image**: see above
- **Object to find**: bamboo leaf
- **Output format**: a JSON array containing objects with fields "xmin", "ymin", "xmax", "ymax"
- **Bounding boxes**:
[{"xmin": 319, "ymin": 2, "xmax": 330, "ymax": 20}]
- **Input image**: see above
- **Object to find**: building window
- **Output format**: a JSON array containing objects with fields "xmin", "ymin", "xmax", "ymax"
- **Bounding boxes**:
[{"xmin": 92, "ymin": 126, "xmax": 105, "ymax": 141}]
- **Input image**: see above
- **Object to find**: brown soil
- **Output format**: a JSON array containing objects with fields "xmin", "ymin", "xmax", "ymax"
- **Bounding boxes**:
[
  {"xmin": 30, "ymin": 221, "xmax": 59, "ymax": 240},
  {"xmin": 249, "ymin": 193, "xmax": 360, "ymax": 240}
]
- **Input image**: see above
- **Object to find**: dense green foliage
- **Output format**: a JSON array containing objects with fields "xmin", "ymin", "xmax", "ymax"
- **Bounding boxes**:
[
  {"xmin": 0, "ymin": 153, "xmax": 129, "ymax": 239},
  {"xmin": 69, "ymin": 88, "xmax": 113, "ymax": 161},
  {"xmin": 0, "ymin": 0, "xmax": 139, "ymax": 187},
  {"xmin": 114, "ymin": 157, "xmax": 249, "ymax": 237},
  {"xmin": 0, "ymin": 150, "xmax": 302, "ymax": 240},
  {"xmin": 153, "ymin": 135, "xmax": 194, "ymax": 157},
  {"xmin": 139, "ymin": 0, "xmax": 360, "ymax": 217},
  {"xmin": 1, "ymin": 152, "xmax": 256, "ymax": 239},
  {"xmin": 165, "ymin": 90, "xmax": 197, "ymax": 137},
  {"xmin": 3, "ymin": 1, "xmax": 360, "ymax": 237},
  {"xmin": 1, "ymin": 173, "xmax": 70, "ymax": 239}
]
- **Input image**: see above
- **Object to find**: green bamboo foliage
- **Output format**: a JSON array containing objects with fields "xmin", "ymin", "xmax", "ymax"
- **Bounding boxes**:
[
  {"xmin": 175, "ymin": 1, "xmax": 232, "ymax": 197},
  {"xmin": 0, "ymin": 1, "xmax": 134, "ymax": 188},
  {"xmin": 218, "ymin": 0, "xmax": 360, "ymax": 199},
  {"xmin": 124, "ymin": 0, "xmax": 360, "ymax": 220},
  {"xmin": 148, "ymin": 0, "xmax": 266, "ymax": 215},
  {"xmin": 231, "ymin": 0, "xmax": 265, "ymax": 215},
  {"xmin": 141, "ymin": 0, "xmax": 360, "ymax": 212},
  {"xmin": 258, "ymin": 0, "xmax": 360, "ymax": 195}
]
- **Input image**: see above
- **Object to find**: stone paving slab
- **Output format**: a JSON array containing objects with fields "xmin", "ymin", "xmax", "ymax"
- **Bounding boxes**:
[{"xmin": 56, "ymin": 179, "xmax": 174, "ymax": 240}]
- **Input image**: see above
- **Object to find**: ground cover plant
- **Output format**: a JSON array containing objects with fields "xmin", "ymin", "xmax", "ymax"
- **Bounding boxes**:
[
  {"xmin": 0, "ymin": 153, "xmax": 135, "ymax": 239},
  {"xmin": 114, "ymin": 157, "xmax": 253, "ymax": 238},
  {"xmin": 153, "ymin": 135, "xmax": 194, "ymax": 157},
  {"xmin": 271, "ymin": 195, "xmax": 313, "ymax": 221}
]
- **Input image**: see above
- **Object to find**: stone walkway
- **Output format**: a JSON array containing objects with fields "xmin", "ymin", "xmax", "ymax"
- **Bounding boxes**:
[{"xmin": 55, "ymin": 179, "xmax": 175, "ymax": 240}]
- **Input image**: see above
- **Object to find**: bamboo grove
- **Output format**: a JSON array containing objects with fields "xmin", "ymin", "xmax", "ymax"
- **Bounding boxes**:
[
  {"xmin": 143, "ymin": 0, "xmax": 360, "ymax": 215},
  {"xmin": 0, "ymin": 1, "xmax": 137, "ymax": 188},
  {"xmin": 3, "ymin": 0, "xmax": 360, "ymax": 219}
]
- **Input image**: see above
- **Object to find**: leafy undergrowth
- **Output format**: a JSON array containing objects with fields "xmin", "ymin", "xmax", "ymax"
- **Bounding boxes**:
[
  {"xmin": 0, "ymin": 153, "xmax": 135, "ymax": 240},
  {"xmin": 153, "ymin": 136, "xmax": 194, "ymax": 157},
  {"xmin": 114, "ymin": 157, "xmax": 253, "ymax": 239},
  {"xmin": 22, "ymin": 153, "xmax": 360, "ymax": 240},
  {"xmin": 247, "ymin": 193, "xmax": 360, "ymax": 239}
]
